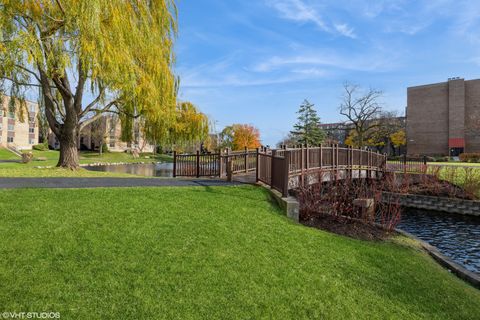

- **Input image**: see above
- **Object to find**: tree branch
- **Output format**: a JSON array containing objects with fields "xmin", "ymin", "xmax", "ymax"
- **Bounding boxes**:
[
  {"xmin": 74, "ymin": 60, "xmax": 87, "ymax": 114},
  {"xmin": 79, "ymin": 87, "xmax": 105, "ymax": 118},
  {"xmin": 3, "ymin": 77, "xmax": 42, "ymax": 88},
  {"xmin": 79, "ymin": 100, "xmax": 119, "ymax": 131}
]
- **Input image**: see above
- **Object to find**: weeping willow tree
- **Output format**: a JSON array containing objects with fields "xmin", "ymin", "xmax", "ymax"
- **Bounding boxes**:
[
  {"xmin": 143, "ymin": 101, "xmax": 209, "ymax": 152},
  {"xmin": 0, "ymin": 0, "xmax": 178, "ymax": 168}
]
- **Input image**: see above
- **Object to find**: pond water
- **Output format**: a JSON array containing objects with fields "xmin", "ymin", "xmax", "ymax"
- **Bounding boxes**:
[
  {"xmin": 399, "ymin": 208, "xmax": 480, "ymax": 275},
  {"xmin": 84, "ymin": 162, "xmax": 173, "ymax": 177}
]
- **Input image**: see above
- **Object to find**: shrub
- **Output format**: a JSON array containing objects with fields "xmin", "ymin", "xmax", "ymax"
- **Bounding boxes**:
[
  {"xmin": 32, "ymin": 142, "xmax": 49, "ymax": 151},
  {"xmin": 435, "ymin": 156, "xmax": 450, "ymax": 162},
  {"xmin": 21, "ymin": 152, "xmax": 34, "ymax": 163},
  {"xmin": 101, "ymin": 144, "xmax": 109, "ymax": 154},
  {"xmin": 459, "ymin": 153, "xmax": 480, "ymax": 163},
  {"xmin": 297, "ymin": 173, "xmax": 402, "ymax": 231}
]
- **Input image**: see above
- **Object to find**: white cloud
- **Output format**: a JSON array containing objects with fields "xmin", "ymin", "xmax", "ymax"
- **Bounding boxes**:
[
  {"xmin": 252, "ymin": 51, "xmax": 399, "ymax": 73},
  {"xmin": 334, "ymin": 23, "xmax": 356, "ymax": 38},
  {"xmin": 266, "ymin": 0, "xmax": 356, "ymax": 38},
  {"xmin": 267, "ymin": 0, "xmax": 328, "ymax": 30},
  {"xmin": 291, "ymin": 68, "xmax": 327, "ymax": 76},
  {"xmin": 178, "ymin": 55, "xmax": 329, "ymax": 89}
]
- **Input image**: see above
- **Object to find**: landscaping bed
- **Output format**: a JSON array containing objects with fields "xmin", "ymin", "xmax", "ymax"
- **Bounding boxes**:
[{"xmin": 302, "ymin": 215, "xmax": 394, "ymax": 241}]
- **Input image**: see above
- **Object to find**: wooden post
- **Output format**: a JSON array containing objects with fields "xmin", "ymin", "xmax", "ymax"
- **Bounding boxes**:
[
  {"xmin": 218, "ymin": 150, "xmax": 222, "ymax": 177},
  {"xmin": 255, "ymin": 147, "xmax": 260, "ymax": 182},
  {"xmin": 271, "ymin": 149, "xmax": 277, "ymax": 190},
  {"xmin": 283, "ymin": 150, "xmax": 290, "ymax": 197},
  {"xmin": 367, "ymin": 149, "xmax": 371, "ymax": 179},
  {"xmin": 347, "ymin": 146, "xmax": 351, "ymax": 179},
  {"xmin": 331, "ymin": 144, "xmax": 335, "ymax": 181},
  {"xmin": 335, "ymin": 144, "xmax": 339, "ymax": 180},
  {"xmin": 173, "ymin": 151, "xmax": 177, "ymax": 177},
  {"xmin": 196, "ymin": 150, "xmax": 200, "ymax": 178},
  {"xmin": 301, "ymin": 144, "xmax": 305, "ymax": 186},
  {"xmin": 219, "ymin": 150, "xmax": 223, "ymax": 178},
  {"xmin": 320, "ymin": 144, "xmax": 323, "ymax": 169},
  {"xmin": 244, "ymin": 146, "xmax": 248, "ymax": 173},
  {"xmin": 226, "ymin": 159, "xmax": 233, "ymax": 182},
  {"xmin": 306, "ymin": 144, "xmax": 310, "ymax": 170}
]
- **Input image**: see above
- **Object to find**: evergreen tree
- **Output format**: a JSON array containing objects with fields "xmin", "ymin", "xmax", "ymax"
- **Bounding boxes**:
[{"xmin": 290, "ymin": 100, "xmax": 325, "ymax": 145}]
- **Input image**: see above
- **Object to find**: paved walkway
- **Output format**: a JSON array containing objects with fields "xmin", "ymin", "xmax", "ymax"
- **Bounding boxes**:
[{"xmin": 0, "ymin": 177, "xmax": 244, "ymax": 189}]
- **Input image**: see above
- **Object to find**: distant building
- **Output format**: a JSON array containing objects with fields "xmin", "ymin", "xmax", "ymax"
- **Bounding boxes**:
[
  {"xmin": 407, "ymin": 77, "xmax": 480, "ymax": 156},
  {"xmin": 48, "ymin": 115, "xmax": 154, "ymax": 153},
  {"xmin": 318, "ymin": 122, "xmax": 351, "ymax": 145},
  {"xmin": 0, "ymin": 96, "xmax": 39, "ymax": 150},
  {"xmin": 319, "ymin": 117, "xmax": 405, "ymax": 155}
]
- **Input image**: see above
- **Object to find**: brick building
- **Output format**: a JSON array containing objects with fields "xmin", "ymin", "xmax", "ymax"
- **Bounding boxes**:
[
  {"xmin": 0, "ymin": 96, "xmax": 39, "ymax": 150},
  {"xmin": 407, "ymin": 77, "xmax": 480, "ymax": 156}
]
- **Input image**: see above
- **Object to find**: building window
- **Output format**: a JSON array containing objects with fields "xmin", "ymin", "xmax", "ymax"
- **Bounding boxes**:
[
  {"xmin": 8, "ymin": 124, "xmax": 14, "ymax": 131},
  {"xmin": 0, "ymin": 123, "xmax": 2, "ymax": 130},
  {"xmin": 109, "ymin": 141, "xmax": 115, "ymax": 148},
  {"xmin": 29, "ymin": 139, "xmax": 35, "ymax": 144},
  {"xmin": 7, "ymin": 137, "xmax": 14, "ymax": 143},
  {"xmin": 29, "ymin": 128, "xmax": 35, "ymax": 134},
  {"xmin": 8, "ymin": 111, "xmax": 15, "ymax": 119}
]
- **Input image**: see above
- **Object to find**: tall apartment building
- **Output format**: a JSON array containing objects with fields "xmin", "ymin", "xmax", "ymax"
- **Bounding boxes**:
[
  {"xmin": 407, "ymin": 78, "xmax": 480, "ymax": 156},
  {"xmin": 0, "ymin": 96, "xmax": 39, "ymax": 150}
]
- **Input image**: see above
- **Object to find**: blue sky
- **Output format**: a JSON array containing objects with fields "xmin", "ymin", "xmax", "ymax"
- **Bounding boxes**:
[{"xmin": 175, "ymin": 0, "xmax": 480, "ymax": 146}]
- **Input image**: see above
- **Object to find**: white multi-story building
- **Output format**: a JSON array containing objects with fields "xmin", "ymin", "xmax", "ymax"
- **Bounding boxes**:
[{"xmin": 0, "ymin": 96, "xmax": 39, "ymax": 150}]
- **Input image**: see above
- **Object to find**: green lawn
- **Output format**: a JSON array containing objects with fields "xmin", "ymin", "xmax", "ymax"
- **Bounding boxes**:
[
  {"xmin": 0, "ymin": 148, "xmax": 172, "ymax": 177},
  {"xmin": 0, "ymin": 186, "xmax": 478, "ymax": 319},
  {"xmin": 428, "ymin": 162, "xmax": 480, "ymax": 167},
  {"xmin": 0, "ymin": 148, "xmax": 20, "ymax": 160}
]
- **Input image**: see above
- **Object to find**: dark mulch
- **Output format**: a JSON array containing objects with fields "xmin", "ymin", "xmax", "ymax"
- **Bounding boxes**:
[
  {"xmin": 302, "ymin": 215, "xmax": 396, "ymax": 241},
  {"xmin": 403, "ymin": 181, "xmax": 476, "ymax": 200}
]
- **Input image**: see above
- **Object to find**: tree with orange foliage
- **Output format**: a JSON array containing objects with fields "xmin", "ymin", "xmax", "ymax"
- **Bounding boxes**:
[{"xmin": 220, "ymin": 124, "xmax": 261, "ymax": 150}]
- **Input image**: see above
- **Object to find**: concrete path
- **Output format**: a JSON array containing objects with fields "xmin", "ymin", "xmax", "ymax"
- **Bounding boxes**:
[{"xmin": 0, "ymin": 177, "xmax": 244, "ymax": 189}]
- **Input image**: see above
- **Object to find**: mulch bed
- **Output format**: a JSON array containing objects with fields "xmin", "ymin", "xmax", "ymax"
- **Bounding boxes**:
[
  {"xmin": 402, "ymin": 181, "xmax": 476, "ymax": 200},
  {"xmin": 302, "ymin": 215, "xmax": 396, "ymax": 241}
]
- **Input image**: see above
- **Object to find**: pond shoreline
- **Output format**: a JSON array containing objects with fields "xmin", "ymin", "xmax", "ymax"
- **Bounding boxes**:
[
  {"xmin": 397, "ymin": 228, "xmax": 480, "ymax": 289},
  {"xmin": 83, "ymin": 162, "xmax": 174, "ymax": 178},
  {"xmin": 382, "ymin": 192, "xmax": 480, "ymax": 216}
]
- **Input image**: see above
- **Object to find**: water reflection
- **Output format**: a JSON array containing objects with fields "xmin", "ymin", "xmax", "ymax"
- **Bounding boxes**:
[
  {"xmin": 84, "ymin": 162, "xmax": 173, "ymax": 177},
  {"xmin": 399, "ymin": 209, "xmax": 480, "ymax": 274}
]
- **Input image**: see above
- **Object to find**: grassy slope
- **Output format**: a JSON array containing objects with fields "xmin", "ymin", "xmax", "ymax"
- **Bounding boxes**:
[
  {"xmin": 0, "ymin": 148, "xmax": 172, "ymax": 177},
  {"xmin": 0, "ymin": 148, "xmax": 20, "ymax": 160},
  {"xmin": 0, "ymin": 186, "xmax": 478, "ymax": 319}
]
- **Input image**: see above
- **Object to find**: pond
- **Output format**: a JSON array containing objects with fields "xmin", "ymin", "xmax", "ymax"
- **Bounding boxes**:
[
  {"xmin": 399, "ymin": 208, "xmax": 480, "ymax": 275},
  {"xmin": 84, "ymin": 162, "xmax": 173, "ymax": 177}
]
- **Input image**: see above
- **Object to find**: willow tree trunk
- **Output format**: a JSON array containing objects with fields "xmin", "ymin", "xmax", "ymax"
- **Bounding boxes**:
[{"xmin": 57, "ymin": 126, "xmax": 79, "ymax": 169}]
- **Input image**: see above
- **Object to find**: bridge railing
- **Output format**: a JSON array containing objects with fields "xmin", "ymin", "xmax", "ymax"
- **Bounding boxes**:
[
  {"xmin": 173, "ymin": 146, "xmax": 387, "ymax": 194},
  {"xmin": 173, "ymin": 148, "xmax": 257, "ymax": 178},
  {"xmin": 257, "ymin": 145, "xmax": 387, "ymax": 197}
]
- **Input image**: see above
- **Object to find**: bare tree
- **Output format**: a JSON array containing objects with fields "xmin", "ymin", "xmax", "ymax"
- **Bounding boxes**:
[
  {"xmin": 339, "ymin": 83, "xmax": 383, "ymax": 148},
  {"xmin": 89, "ymin": 117, "xmax": 107, "ymax": 156}
]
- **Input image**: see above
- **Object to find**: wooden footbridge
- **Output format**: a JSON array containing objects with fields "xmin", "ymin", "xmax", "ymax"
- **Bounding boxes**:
[{"xmin": 174, "ymin": 145, "xmax": 387, "ymax": 197}]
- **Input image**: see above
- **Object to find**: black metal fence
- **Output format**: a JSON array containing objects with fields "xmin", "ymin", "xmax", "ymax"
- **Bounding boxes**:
[{"xmin": 387, "ymin": 155, "xmax": 428, "ymax": 173}]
